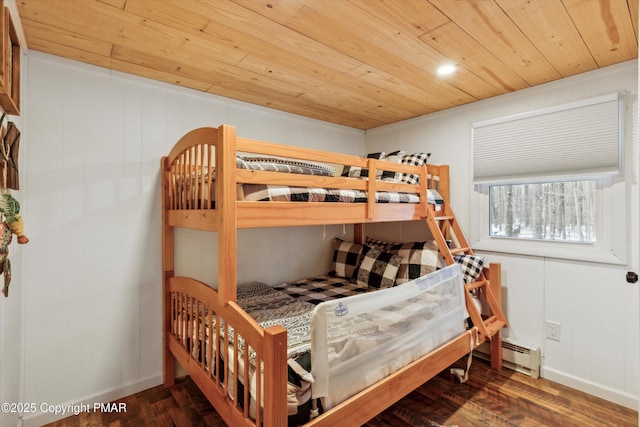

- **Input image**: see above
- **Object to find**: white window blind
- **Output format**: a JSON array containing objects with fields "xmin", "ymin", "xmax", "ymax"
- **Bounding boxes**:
[{"xmin": 472, "ymin": 93, "xmax": 623, "ymax": 183}]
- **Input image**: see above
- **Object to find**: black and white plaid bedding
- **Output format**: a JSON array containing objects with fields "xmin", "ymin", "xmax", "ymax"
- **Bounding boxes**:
[
  {"xmin": 453, "ymin": 254, "xmax": 486, "ymax": 283},
  {"xmin": 236, "ymin": 282, "xmax": 316, "ymax": 360},
  {"xmin": 240, "ymin": 184, "xmax": 444, "ymax": 205},
  {"xmin": 237, "ymin": 155, "xmax": 335, "ymax": 176},
  {"xmin": 185, "ymin": 156, "xmax": 333, "ymax": 188},
  {"xmin": 273, "ymin": 275, "xmax": 371, "ymax": 305}
]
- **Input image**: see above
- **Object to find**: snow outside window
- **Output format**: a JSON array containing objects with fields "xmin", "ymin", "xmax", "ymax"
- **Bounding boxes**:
[{"xmin": 489, "ymin": 181, "xmax": 596, "ymax": 243}]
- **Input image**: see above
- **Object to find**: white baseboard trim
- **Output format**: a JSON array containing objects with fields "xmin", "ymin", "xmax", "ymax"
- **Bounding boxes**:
[
  {"xmin": 0, "ymin": 413, "xmax": 23, "ymax": 427},
  {"xmin": 20, "ymin": 373, "xmax": 163, "ymax": 427},
  {"xmin": 541, "ymin": 367, "xmax": 638, "ymax": 410}
]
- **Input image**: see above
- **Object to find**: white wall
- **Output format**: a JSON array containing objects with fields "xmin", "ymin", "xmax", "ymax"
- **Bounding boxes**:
[
  {"xmin": 365, "ymin": 61, "xmax": 640, "ymax": 409},
  {"xmin": 19, "ymin": 51, "xmax": 364, "ymax": 427}
]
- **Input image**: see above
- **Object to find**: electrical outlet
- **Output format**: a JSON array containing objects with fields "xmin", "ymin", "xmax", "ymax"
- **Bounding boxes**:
[{"xmin": 546, "ymin": 320, "xmax": 561, "ymax": 341}]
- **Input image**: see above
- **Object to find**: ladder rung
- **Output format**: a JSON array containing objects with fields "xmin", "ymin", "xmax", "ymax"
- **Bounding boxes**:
[
  {"xmin": 450, "ymin": 247, "xmax": 470, "ymax": 255},
  {"xmin": 433, "ymin": 215, "xmax": 454, "ymax": 221},
  {"xmin": 465, "ymin": 279, "xmax": 487, "ymax": 291},
  {"xmin": 485, "ymin": 319, "xmax": 507, "ymax": 337},
  {"xmin": 484, "ymin": 315, "xmax": 497, "ymax": 324}
]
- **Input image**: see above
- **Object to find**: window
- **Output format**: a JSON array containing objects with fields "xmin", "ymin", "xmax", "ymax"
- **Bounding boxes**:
[
  {"xmin": 470, "ymin": 93, "xmax": 626, "ymax": 264},
  {"xmin": 489, "ymin": 181, "xmax": 596, "ymax": 243}
]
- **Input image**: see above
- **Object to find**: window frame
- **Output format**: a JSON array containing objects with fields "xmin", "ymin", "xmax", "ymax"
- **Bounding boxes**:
[{"xmin": 470, "ymin": 175, "xmax": 627, "ymax": 265}]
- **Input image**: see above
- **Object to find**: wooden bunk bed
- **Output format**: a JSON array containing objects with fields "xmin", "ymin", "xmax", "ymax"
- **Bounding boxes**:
[{"xmin": 161, "ymin": 124, "xmax": 507, "ymax": 427}]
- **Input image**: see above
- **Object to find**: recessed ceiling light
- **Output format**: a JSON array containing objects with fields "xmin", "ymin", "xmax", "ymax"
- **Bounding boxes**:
[{"xmin": 437, "ymin": 64, "xmax": 457, "ymax": 76}]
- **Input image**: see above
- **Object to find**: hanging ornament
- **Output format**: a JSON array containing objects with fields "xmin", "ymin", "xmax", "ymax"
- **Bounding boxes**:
[
  {"xmin": 0, "ymin": 193, "xmax": 27, "ymax": 244},
  {"xmin": 0, "ymin": 221, "xmax": 11, "ymax": 297}
]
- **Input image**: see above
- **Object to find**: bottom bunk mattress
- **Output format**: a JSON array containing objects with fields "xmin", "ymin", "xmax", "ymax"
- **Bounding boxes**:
[{"xmin": 273, "ymin": 275, "xmax": 371, "ymax": 304}]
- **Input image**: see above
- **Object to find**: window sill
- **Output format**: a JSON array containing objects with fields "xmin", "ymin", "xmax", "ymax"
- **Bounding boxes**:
[{"xmin": 472, "ymin": 237, "xmax": 625, "ymax": 265}]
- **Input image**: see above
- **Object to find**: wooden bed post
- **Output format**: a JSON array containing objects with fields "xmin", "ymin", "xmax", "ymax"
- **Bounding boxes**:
[
  {"xmin": 489, "ymin": 262, "xmax": 503, "ymax": 370},
  {"xmin": 262, "ymin": 325, "xmax": 288, "ymax": 427},
  {"xmin": 161, "ymin": 156, "xmax": 176, "ymax": 386},
  {"xmin": 354, "ymin": 223, "xmax": 364, "ymax": 244},
  {"xmin": 217, "ymin": 125, "xmax": 238, "ymax": 305},
  {"xmin": 438, "ymin": 164, "xmax": 450, "ymax": 205}
]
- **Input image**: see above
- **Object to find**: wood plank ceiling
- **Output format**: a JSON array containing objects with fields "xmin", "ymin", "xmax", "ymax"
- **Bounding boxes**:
[{"xmin": 17, "ymin": 0, "xmax": 639, "ymax": 130}]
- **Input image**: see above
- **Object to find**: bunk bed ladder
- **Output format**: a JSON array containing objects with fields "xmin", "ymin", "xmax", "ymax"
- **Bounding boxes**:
[{"xmin": 425, "ymin": 204, "xmax": 507, "ymax": 343}]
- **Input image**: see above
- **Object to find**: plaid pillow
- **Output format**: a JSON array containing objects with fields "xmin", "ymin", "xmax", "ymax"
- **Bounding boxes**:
[
  {"xmin": 342, "ymin": 152, "xmax": 385, "ymax": 178},
  {"xmin": 353, "ymin": 246, "xmax": 403, "ymax": 288},
  {"xmin": 330, "ymin": 238, "xmax": 364, "ymax": 279},
  {"xmin": 454, "ymin": 254, "xmax": 486, "ymax": 283},
  {"xmin": 366, "ymin": 238, "xmax": 442, "ymax": 285},
  {"xmin": 364, "ymin": 237, "xmax": 400, "ymax": 251},
  {"xmin": 380, "ymin": 150, "xmax": 405, "ymax": 181},
  {"xmin": 401, "ymin": 153, "xmax": 431, "ymax": 185}
]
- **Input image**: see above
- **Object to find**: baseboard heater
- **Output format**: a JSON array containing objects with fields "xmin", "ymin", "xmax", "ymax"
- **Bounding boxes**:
[{"xmin": 474, "ymin": 340, "xmax": 540, "ymax": 379}]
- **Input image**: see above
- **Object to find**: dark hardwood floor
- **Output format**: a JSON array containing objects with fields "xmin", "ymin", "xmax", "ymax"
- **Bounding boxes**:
[{"xmin": 43, "ymin": 358, "xmax": 637, "ymax": 427}]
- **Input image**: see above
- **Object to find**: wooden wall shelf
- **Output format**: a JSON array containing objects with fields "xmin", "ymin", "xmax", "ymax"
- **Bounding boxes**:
[{"xmin": 0, "ymin": 3, "xmax": 20, "ymax": 116}]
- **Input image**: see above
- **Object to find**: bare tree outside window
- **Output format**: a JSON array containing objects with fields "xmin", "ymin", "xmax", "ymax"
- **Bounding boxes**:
[{"xmin": 489, "ymin": 181, "xmax": 596, "ymax": 243}]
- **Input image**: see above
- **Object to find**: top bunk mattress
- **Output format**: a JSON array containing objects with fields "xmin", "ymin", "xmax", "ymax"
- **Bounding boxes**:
[
  {"xmin": 165, "ymin": 127, "xmax": 450, "ymax": 216},
  {"xmin": 238, "ymin": 184, "xmax": 444, "ymax": 205},
  {"xmin": 236, "ymin": 153, "xmax": 444, "ymax": 205}
]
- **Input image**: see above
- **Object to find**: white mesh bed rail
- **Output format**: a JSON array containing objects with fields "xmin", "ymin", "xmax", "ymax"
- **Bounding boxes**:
[{"xmin": 310, "ymin": 264, "xmax": 466, "ymax": 410}]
